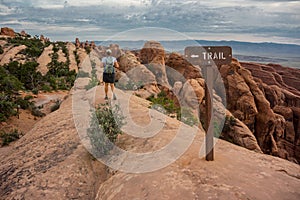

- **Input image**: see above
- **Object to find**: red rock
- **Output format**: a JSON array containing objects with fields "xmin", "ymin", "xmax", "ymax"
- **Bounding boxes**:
[
  {"xmin": 166, "ymin": 52, "xmax": 201, "ymax": 85},
  {"xmin": 0, "ymin": 27, "xmax": 15, "ymax": 37}
]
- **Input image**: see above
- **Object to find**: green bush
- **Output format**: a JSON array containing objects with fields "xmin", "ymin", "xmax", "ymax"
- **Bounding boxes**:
[
  {"xmin": 116, "ymin": 80, "xmax": 143, "ymax": 91},
  {"xmin": 50, "ymin": 100, "xmax": 61, "ymax": 112},
  {"xmin": 178, "ymin": 107, "xmax": 199, "ymax": 127},
  {"xmin": 74, "ymin": 50, "xmax": 80, "ymax": 65},
  {"xmin": 0, "ymin": 129, "xmax": 21, "ymax": 146},
  {"xmin": 77, "ymin": 70, "xmax": 89, "ymax": 78},
  {"xmin": 88, "ymin": 103, "xmax": 126, "ymax": 157},
  {"xmin": 0, "ymin": 95, "xmax": 17, "ymax": 122},
  {"xmin": 147, "ymin": 91, "xmax": 180, "ymax": 115},
  {"xmin": 32, "ymin": 88, "xmax": 39, "ymax": 95},
  {"xmin": 85, "ymin": 46, "xmax": 91, "ymax": 54},
  {"xmin": 147, "ymin": 91, "xmax": 198, "ymax": 127},
  {"xmin": 85, "ymin": 66, "xmax": 99, "ymax": 90},
  {"xmin": 0, "ymin": 45, "xmax": 3, "ymax": 54},
  {"xmin": 8, "ymin": 36, "xmax": 45, "ymax": 57},
  {"xmin": 31, "ymin": 107, "xmax": 45, "ymax": 117},
  {"xmin": 15, "ymin": 97, "xmax": 33, "ymax": 109},
  {"xmin": 41, "ymin": 84, "xmax": 52, "ymax": 92},
  {"xmin": 222, "ymin": 115, "xmax": 237, "ymax": 133}
]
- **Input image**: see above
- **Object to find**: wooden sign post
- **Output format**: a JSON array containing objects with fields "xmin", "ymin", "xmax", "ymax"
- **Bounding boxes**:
[{"xmin": 185, "ymin": 46, "xmax": 232, "ymax": 161}]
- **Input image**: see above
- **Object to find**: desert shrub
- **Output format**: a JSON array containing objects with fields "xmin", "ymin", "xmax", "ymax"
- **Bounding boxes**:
[
  {"xmin": 223, "ymin": 115, "xmax": 237, "ymax": 133},
  {"xmin": 74, "ymin": 50, "xmax": 80, "ymax": 65},
  {"xmin": 50, "ymin": 100, "xmax": 61, "ymax": 112},
  {"xmin": 147, "ymin": 91, "xmax": 180, "ymax": 115},
  {"xmin": 32, "ymin": 88, "xmax": 39, "ymax": 95},
  {"xmin": 85, "ymin": 46, "xmax": 91, "ymax": 54},
  {"xmin": 85, "ymin": 67, "xmax": 99, "ymax": 90},
  {"xmin": 88, "ymin": 103, "xmax": 126, "ymax": 157},
  {"xmin": 31, "ymin": 107, "xmax": 45, "ymax": 117},
  {"xmin": 77, "ymin": 70, "xmax": 89, "ymax": 78},
  {"xmin": 116, "ymin": 80, "xmax": 143, "ymax": 91},
  {"xmin": 0, "ymin": 95, "xmax": 17, "ymax": 122},
  {"xmin": 8, "ymin": 36, "xmax": 45, "ymax": 57},
  {"xmin": 15, "ymin": 97, "xmax": 33, "ymax": 109},
  {"xmin": 0, "ymin": 129, "xmax": 21, "ymax": 146},
  {"xmin": 178, "ymin": 107, "xmax": 199, "ymax": 127},
  {"xmin": 41, "ymin": 84, "xmax": 51, "ymax": 92},
  {"xmin": 147, "ymin": 91, "xmax": 198, "ymax": 126},
  {"xmin": 0, "ymin": 45, "xmax": 3, "ymax": 54}
]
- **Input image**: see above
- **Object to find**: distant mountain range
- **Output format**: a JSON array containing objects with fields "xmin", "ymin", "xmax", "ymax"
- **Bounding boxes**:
[{"xmin": 95, "ymin": 40, "xmax": 300, "ymax": 68}]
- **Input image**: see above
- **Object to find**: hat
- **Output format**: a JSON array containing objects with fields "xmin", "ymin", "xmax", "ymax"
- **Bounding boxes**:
[{"xmin": 106, "ymin": 49, "xmax": 112, "ymax": 55}]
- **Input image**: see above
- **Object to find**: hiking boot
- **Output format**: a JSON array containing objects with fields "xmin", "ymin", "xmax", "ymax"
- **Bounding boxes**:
[
  {"xmin": 104, "ymin": 96, "xmax": 108, "ymax": 100},
  {"xmin": 113, "ymin": 94, "xmax": 117, "ymax": 100}
]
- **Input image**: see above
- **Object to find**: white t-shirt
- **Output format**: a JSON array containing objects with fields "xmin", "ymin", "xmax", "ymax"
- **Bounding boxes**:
[{"xmin": 102, "ymin": 56, "xmax": 117, "ymax": 67}]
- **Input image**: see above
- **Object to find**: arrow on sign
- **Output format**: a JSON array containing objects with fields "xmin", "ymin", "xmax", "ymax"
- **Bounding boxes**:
[{"xmin": 191, "ymin": 54, "xmax": 199, "ymax": 58}]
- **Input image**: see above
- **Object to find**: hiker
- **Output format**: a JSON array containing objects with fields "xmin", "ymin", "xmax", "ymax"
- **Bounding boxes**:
[{"xmin": 102, "ymin": 49, "xmax": 119, "ymax": 100}]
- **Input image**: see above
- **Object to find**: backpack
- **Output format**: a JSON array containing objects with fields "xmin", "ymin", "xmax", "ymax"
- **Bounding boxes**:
[{"xmin": 104, "ymin": 56, "xmax": 115, "ymax": 74}]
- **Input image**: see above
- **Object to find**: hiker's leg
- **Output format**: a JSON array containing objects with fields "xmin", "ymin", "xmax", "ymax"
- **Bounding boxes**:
[
  {"xmin": 110, "ymin": 83, "xmax": 115, "ymax": 93},
  {"xmin": 110, "ymin": 83, "xmax": 117, "ymax": 100},
  {"xmin": 105, "ymin": 83, "xmax": 109, "ymax": 97}
]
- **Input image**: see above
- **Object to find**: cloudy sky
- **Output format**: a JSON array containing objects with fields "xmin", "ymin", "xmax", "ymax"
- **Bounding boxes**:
[{"xmin": 0, "ymin": 0, "xmax": 299, "ymax": 44}]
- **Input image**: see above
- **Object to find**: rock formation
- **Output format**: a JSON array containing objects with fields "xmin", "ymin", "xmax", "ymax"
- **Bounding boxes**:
[
  {"xmin": 140, "ymin": 41, "xmax": 171, "ymax": 88},
  {"xmin": 241, "ymin": 62, "xmax": 300, "ymax": 163},
  {"xmin": 166, "ymin": 52, "xmax": 202, "ymax": 86},
  {"xmin": 0, "ymin": 27, "xmax": 15, "ymax": 37},
  {"xmin": 220, "ymin": 59, "xmax": 300, "ymax": 163},
  {"xmin": 75, "ymin": 38, "xmax": 80, "ymax": 48}
]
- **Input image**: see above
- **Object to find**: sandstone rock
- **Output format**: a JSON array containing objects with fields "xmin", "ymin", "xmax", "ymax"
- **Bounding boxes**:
[
  {"xmin": 0, "ymin": 27, "xmax": 15, "ymax": 37},
  {"xmin": 0, "ymin": 45, "xmax": 27, "ymax": 66},
  {"xmin": 75, "ymin": 38, "xmax": 80, "ymax": 48},
  {"xmin": 140, "ymin": 41, "xmax": 165, "ymax": 64},
  {"xmin": 180, "ymin": 79, "xmax": 205, "ymax": 109},
  {"xmin": 140, "ymin": 41, "xmax": 170, "ymax": 88},
  {"xmin": 126, "ymin": 64, "xmax": 157, "ymax": 86},
  {"xmin": 166, "ymin": 52, "xmax": 202, "ymax": 86},
  {"xmin": 109, "ymin": 44, "xmax": 123, "ymax": 58},
  {"xmin": 219, "ymin": 60, "xmax": 257, "ymax": 132},
  {"xmin": 90, "ymin": 41, "xmax": 96, "ymax": 49},
  {"xmin": 20, "ymin": 30, "xmax": 29, "ymax": 37},
  {"xmin": 273, "ymin": 106, "xmax": 293, "ymax": 121},
  {"xmin": 66, "ymin": 42, "xmax": 79, "ymax": 73},
  {"xmin": 221, "ymin": 113, "xmax": 262, "ymax": 153},
  {"xmin": 37, "ymin": 44, "xmax": 53, "ymax": 76},
  {"xmin": 118, "ymin": 51, "xmax": 140, "ymax": 72},
  {"xmin": 0, "ymin": 96, "xmax": 107, "ymax": 199},
  {"xmin": 147, "ymin": 61, "xmax": 170, "ymax": 88},
  {"xmin": 220, "ymin": 59, "xmax": 286, "ymax": 157},
  {"xmin": 172, "ymin": 81, "xmax": 183, "ymax": 97},
  {"xmin": 134, "ymin": 84, "xmax": 161, "ymax": 99}
]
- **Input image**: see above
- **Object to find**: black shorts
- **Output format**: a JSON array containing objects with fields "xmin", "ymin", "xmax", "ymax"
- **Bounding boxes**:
[{"xmin": 103, "ymin": 72, "xmax": 115, "ymax": 83}]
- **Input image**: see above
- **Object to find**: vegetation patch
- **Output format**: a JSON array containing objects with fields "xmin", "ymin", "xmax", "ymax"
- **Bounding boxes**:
[
  {"xmin": 0, "ymin": 129, "xmax": 22, "ymax": 146},
  {"xmin": 88, "ymin": 102, "xmax": 126, "ymax": 157},
  {"xmin": 147, "ymin": 91, "xmax": 198, "ymax": 126}
]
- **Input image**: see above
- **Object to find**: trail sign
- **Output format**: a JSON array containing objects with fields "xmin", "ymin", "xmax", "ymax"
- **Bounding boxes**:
[
  {"xmin": 184, "ymin": 46, "xmax": 232, "ymax": 161},
  {"xmin": 185, "ymin": 46, "xmax": 232, "ymax": 66}
]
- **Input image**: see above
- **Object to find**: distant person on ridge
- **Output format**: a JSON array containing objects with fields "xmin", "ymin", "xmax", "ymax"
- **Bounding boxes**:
[{"xmin": 102, "ymin": 49, "xmax": 119, "ymax": 100}]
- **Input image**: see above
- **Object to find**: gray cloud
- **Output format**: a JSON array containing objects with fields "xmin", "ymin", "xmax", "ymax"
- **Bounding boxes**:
[{"xmin": 0, "ymin": 0, "xmax": 299, "ymax": 44}]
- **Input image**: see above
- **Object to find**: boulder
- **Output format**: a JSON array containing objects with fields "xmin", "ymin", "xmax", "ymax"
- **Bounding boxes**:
[
  {"xmin": 180, "ymin": 79, "xmax": 205, "ymax": 109},
  {"xmin": 118, "ymin": 51, "xmax": 141, "ymax": 72},
  {"xmin": 140, "ymin": 41, "xmax": 165, "ymax": 64},
  {"xmin": 126, "ymin": 64, "xmax": 157, "ymax": 86},
  {"xmin": 140, "ymin": 41, "xmax": 170, "ymax": 88},
  {"xmin": 0, "ymin": 27, "xmax": 15, "ymax": 37},
  {"xmin": 166, "ymin": 52, "xmax": 202, "ymax": 86}
]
